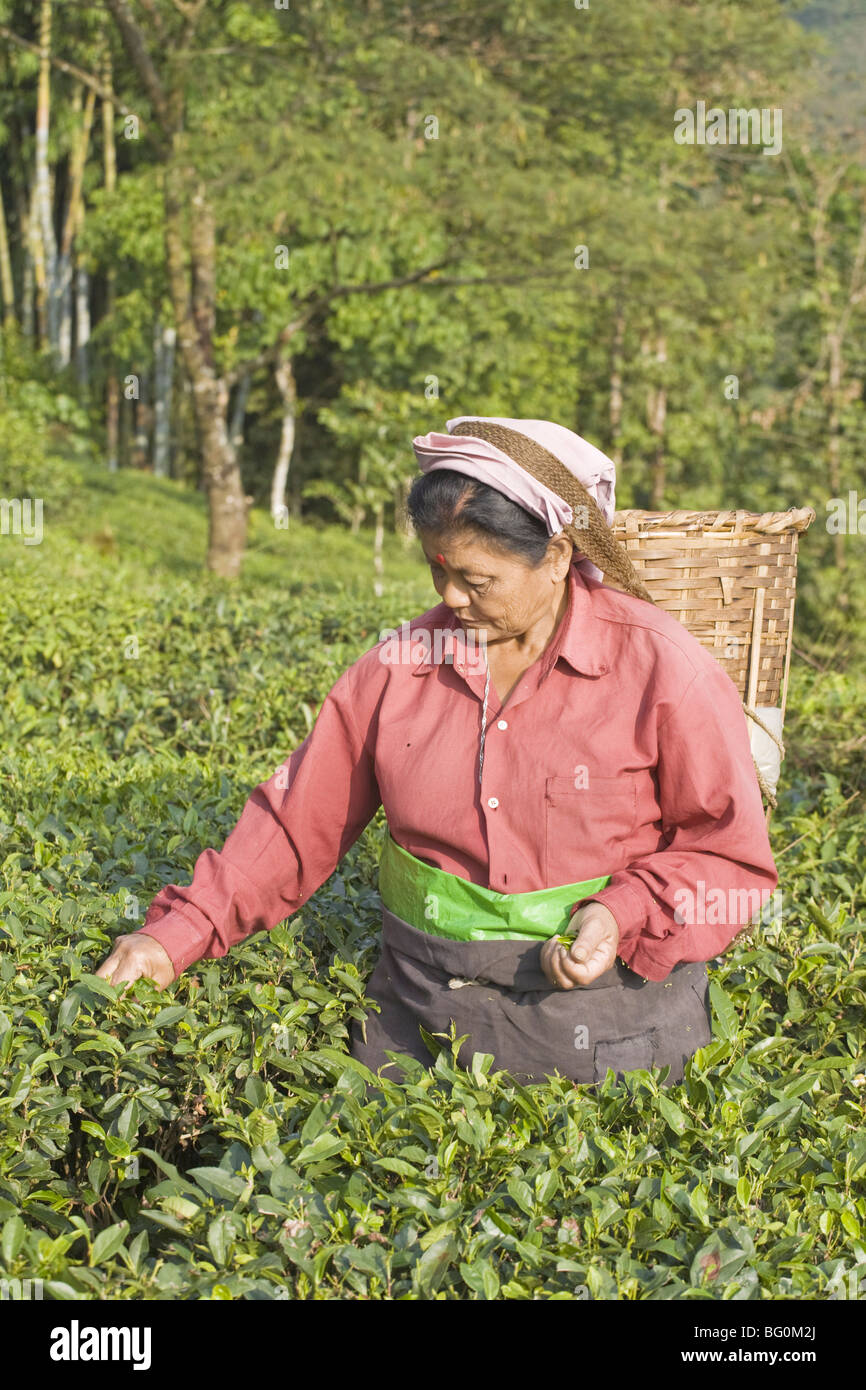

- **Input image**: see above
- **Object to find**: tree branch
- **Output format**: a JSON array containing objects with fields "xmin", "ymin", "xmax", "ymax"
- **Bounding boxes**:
[
  {"xmin": 103, "ymin": 0, "xmax": 173, "ymax": 138},
  {"xmin": 0, "ymin": 23, "xmax": 134, "ymax": 115},
  {"xmin": 222, "ymin": 257, "xmax": 569, "ymax": 391},
  {"xmin": 169, "ymin": 0, "xmax": 207, "ymax": 21},
  {"xmin": 169, "ymin": 0, "xmax": 208, "ymax": 51},
  {"xmin": 137, "ymin": 0, "xmax": 167, "ymax": 41},
  {"xmin": 834, "ymin": 207, "xmax": 866, "ymax": 345},
  {"xmin": 324, "ymin": 261, "xmax": 569, "ymax": 298},
  {"xmin": 224, "ymin": 316, "xmax": 309, "ymax": 389},
  {"xmin": 324, "ymin": 257, "xmax": 455, "ymax": 300}
]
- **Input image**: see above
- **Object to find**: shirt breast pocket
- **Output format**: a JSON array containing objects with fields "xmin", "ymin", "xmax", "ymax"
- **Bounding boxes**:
[{"xmin": 544, "ymin": 774, "xmax": 639, "ymax": 886}]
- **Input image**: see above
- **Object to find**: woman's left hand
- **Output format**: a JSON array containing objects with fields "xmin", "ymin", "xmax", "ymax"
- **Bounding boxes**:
[{"xmin": 540, "ymin": 902, "xmax": 620, "ymax": 989}]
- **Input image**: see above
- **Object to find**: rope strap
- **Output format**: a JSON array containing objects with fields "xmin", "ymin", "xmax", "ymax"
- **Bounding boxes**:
[
  {"xmin": 743, "ymin": 703, "xmax": 786, "ymax": 754},
  {"xmin": 743, "ymin": 703, "xmax": 786, "ymax": 810}
]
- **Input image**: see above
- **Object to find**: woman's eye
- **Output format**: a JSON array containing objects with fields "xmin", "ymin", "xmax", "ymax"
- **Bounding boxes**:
[{"xmin": 429, "ymin": 564, "xmax": 489, "ymax": 593}]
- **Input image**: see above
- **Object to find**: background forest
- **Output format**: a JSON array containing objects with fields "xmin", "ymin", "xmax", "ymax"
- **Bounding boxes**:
[
  {"xmin": 0, "ymin": 0, "xmax": 864, "ymax": 627},
  {"xmin": 0, "ymin": 0, "xmax": 865, "ymax": 1304}
]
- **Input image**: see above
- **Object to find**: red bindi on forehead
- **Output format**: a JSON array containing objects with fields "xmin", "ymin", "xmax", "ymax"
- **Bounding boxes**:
[{"xmin": 435, "ymin": 553, "xmax": 446, "ymax": 564}]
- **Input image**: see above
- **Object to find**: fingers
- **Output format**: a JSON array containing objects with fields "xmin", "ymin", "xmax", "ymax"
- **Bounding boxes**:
[
  {"xmin": 94, "ymin": 954, "xmax": 125, "ymax": 985},
  {"xmin": 541, "ymin": 939, "xmax": 578, "ymax": 991},
  {"xmin": 560, "ymin": 939, "xmax": 614, "ymax": 986},
  {"xmin": 563, "ymin": 914, "xmax": 617, "ymax": 985},
  {"xmin": 566, "ymin": 911, "xmax": 609, "ymax": 959},
  {"xmin": 95, "ymin": 951, "xmax": 143, "ymax": 989},
  {"xmin": 544, "ymin": 907, "xmax": 620, "ymax": 988},
  {"xmin": 93, "ymin": 935, "xmax": 175, "ymax": 991}
]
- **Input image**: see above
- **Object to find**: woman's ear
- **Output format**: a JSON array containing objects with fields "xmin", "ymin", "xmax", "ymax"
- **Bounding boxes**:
[{"xmin": 547, "ymin": 534, "xmax": 574, "ymax": 581}]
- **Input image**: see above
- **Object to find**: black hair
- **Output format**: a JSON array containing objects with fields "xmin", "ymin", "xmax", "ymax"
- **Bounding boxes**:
[{"xmin": 406, "ymin": 468, "xmax": 551, "ymax": 567}]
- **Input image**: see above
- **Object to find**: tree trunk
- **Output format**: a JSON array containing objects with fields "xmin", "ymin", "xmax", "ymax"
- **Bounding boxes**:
[
  {"xmin": 21, "ymin": 238, "xmax": 33, "ymax": 338},
  {"xmin": 826, "ymin": 330, "xmax": 846, "ymax": 578},
  {"xmin": 164, "ymin": 160, "xmax": 248, "ymax": 576},
  {"xmin": 808, "ymin": 181, "xmax": 866, "ymax": 592},
  {"xmin": 643, "ymin": 329, "xmax": 667, "ymax": 508},
  {"xmin": 352, "ymin": 448, "xmax": 368, "ymax": 534},
  {"xmin": 229, "ymin": 370, "xmax": 251, "ymax": 451},
  {"xmin": 57, "ymin": 267, "xmax": 72, "ymax": 367},
  {"xmin": 35, "ymin": 0, "xmax": 60, "ymax": 362},
  {"xmin": 58, "ymin": 84, "xmax": 96, "ymax": 369},
  {"xmin": 106, "ymin": 376, "xmax": 120, "ymax": 470},
  {"xmin": 102, "ymin": 47, "xmax": 119, "ymax": 469},
  {"xmin": 647, "ymin": 168, "xmax": 670, "ymax": 508},
  {"xmin": 75, "ymin": 258, "xmax": 90, "ymax": 391},
  {"xmin": 28, "ymin": 178, "xmax": 48, "ymax": 344},
  {"xmin": 290, "ymin": 471, "xmax": 302, "ymax": 521},
  {"xmin": 608, "ymin": 298, "xmax": 625, "ymax": 467},
  {"xmin": 12, "ymin": 176, "xmax": 33, "ymax": 337},
  {"xmin": 152, "ymin": 318, "xmax": 176, "ymax": 476},
  {"xmin": 271, "ymin": 351, "xmax": 297, "ymax": 521},
  {"xmin": 131, "ymin": 369, "xmax": 152, "ymax": 469},
  {"xmin": 394, "ymin": 475, "xmax": 415, "ymax": 543},
  {"xmin": 373, "ymin": 501, "xmax": 385, "ymax": 597},
  {"xmin": 0, "ymin": 180, "xmax": 16, "ymax": 328},
  {"xmin": 119, "ymin": 381, "xmax": 132, "ymax": 469},
  {"xmin": 56, "ymin": 87, "xmax": 80, "ymax": 369}
]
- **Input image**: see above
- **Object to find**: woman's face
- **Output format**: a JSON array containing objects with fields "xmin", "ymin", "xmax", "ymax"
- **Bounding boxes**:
[{"xmin": 419, "ymin": 528, "xmax": 573, "ymax": 642}]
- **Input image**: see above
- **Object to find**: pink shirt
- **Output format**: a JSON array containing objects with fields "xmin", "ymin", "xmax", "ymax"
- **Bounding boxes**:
[{"xmin": 138, "ymin": 564, "xmax": 778, "ymax": 983}]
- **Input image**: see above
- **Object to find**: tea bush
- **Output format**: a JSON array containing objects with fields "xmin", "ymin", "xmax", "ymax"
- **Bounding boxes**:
[{"xmin": 1, "ymin": 464, "xmax": 865, "ymax": 1300}]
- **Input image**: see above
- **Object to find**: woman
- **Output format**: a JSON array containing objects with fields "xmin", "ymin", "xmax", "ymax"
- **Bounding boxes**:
[{"xmin": 96, "ymin": 416, "xmax": 778, "ymax": 1087}]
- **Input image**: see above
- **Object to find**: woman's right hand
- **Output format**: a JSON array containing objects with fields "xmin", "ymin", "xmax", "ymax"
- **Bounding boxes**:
[
  {"xmin": 540, "ymin": 902, "xmax": 620, "ymax": 990},
  {"xmin": 95, "ymin": 933, "xmax": 176, "ymax": 991}
]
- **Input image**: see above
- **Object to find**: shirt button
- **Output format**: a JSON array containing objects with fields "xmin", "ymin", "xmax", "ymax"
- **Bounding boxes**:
[
  {"xmin": 497, "ymin": 719, "xmax": 508, "ymax": 730},
  {"xmin": 487, "ymin": 797, "xmax": 499, "ymax": 809}
]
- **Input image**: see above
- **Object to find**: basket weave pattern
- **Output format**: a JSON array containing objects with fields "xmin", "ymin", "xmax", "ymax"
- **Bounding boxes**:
[
  {"xmin": 606, "ymin": 508, "xmax": 816, "ymax": 810},
  {"xmin": 606, "ymin": 508, "xmax": 815, "ymax": 707}
]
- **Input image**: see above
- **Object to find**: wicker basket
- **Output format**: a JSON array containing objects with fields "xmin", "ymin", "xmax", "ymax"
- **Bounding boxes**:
[{"xmin": 603, "ymin": 507, "xmax": 817, "ymax": 818}]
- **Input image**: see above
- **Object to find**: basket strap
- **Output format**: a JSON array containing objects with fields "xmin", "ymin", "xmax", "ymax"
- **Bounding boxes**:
[{"xmin": 751, "ymin": 756, "xmax": 778, "ymax": 810}]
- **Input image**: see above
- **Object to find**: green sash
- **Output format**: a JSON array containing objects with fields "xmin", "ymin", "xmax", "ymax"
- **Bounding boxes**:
[{"xmin": 378, "ymin": 832, "xmax": 611, "ymax": 943}]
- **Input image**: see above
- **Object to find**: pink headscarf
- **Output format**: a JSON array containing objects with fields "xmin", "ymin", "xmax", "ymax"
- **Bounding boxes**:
[{"xmin": 412, "ymin": 415, "xmax": 617, "ymax": 583}]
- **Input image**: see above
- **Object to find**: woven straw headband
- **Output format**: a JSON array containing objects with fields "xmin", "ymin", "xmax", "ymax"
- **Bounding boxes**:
[{"xmin": 449, "ymin": 419, "xmax": 654, "ymax": 604}]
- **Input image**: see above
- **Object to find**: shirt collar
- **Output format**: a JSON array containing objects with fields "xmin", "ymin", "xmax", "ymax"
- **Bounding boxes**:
[
  {"xmin": 544, "ymin": 564, "xmax": 610, "ymax": 678},
  {"xmin": 409, "ymin": 564, "xmax": 609, "ymax": 679}
]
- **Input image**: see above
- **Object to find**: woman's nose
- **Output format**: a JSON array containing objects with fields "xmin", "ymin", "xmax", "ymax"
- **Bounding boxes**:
[{"xmin": 440, "ymin": 577, "xmax": 472, "ymax": 609}]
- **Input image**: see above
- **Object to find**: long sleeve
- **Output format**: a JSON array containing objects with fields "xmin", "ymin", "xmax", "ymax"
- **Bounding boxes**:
[
  {"xmin": 136, "ymin": 664, "xmax": 382, "ymax": 978},
  {"xmin": 573, "ymin": 662, "xmax": 779, "ymax": 982}
]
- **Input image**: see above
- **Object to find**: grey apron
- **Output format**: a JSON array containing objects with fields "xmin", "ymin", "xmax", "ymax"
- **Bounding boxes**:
[{"xmin": 349, "ymin": 907, "xmax": 712, "ymax": 1088}]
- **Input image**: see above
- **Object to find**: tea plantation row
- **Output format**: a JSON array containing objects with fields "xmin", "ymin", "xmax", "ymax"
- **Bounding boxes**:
[{"xmin": 1, "ymin": 472, "xmax": 865, "ymax": 1298}]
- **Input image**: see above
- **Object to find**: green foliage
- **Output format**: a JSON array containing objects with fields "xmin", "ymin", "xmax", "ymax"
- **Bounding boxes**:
[
  {"xmin": 0, "ymin": 0, "xmax": 863, "ymax": 1299},
  {"xmin": 0, "ymin": 327, "xmax": 93, "ymax": 503},
  {"xmin": 0, "ymin": 475, "xmax": 865, "ymax": 1299},
  {"xmin": 3, "ymin": 0, "xmax": 863, "ymax": 618}
]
